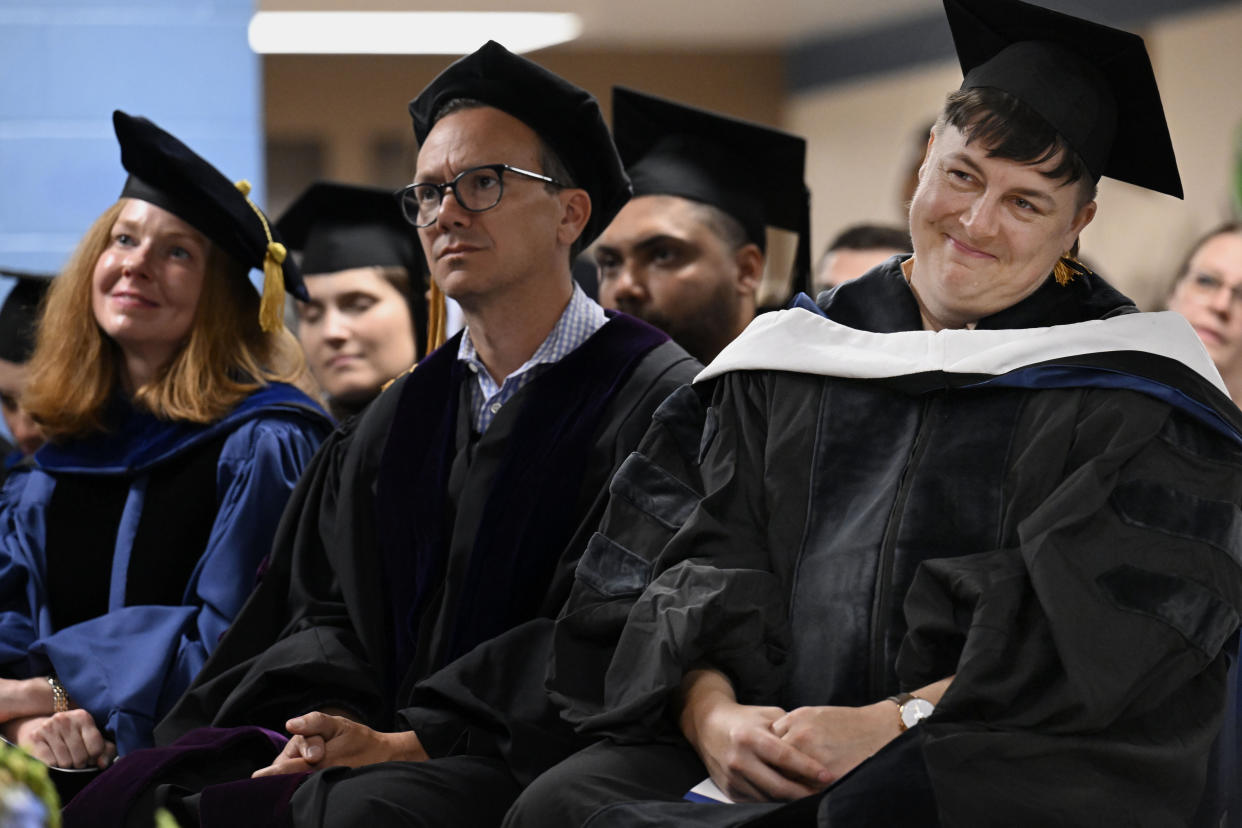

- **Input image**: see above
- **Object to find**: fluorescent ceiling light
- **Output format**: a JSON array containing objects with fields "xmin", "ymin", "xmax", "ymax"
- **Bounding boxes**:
[{"xmin": 248, "ymin": 11, "xmax": 583, "ymax": 55}]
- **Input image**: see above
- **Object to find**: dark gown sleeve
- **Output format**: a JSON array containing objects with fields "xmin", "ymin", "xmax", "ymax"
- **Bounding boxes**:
[
  {"xmin": 554, "ymin": 371, "xmax": 794, "ymax": 741},
  {"xmin": 154, "ymin": 390, "xmax": 405, "ymax": 745},
  {"xmin": 896, "ymin": 390, "xmax": 1242, "ymax": 824}
]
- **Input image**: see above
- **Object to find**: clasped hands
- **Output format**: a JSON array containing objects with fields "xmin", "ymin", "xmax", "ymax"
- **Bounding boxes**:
[
  {"xmin": 252, "ymin": 711, "xmax": 428, "ymax": 778},
  {"xmin": 680, "ymin": 669, "xmax": 901, "ymax": 803}
]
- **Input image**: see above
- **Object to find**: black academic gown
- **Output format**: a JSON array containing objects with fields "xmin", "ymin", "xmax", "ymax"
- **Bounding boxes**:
[
  {"xmin": 506, "ymin": 259, "xmax": 1242, "ymax": 828},
  {"xmin": 155, "ymin": 313, "xmax": 697, "ymax": 740}
]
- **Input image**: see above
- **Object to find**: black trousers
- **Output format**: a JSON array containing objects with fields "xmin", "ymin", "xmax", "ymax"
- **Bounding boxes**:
[
  {"xmin": 290, "ymin": 755, "xmax": 523, "ymax": 828},
  {"xmin": 503, "ymin": 731, "xmax": 938, "ymax": 828},
  {"xmin": 501, "ymin": 739, "xmax": 768, "ymax": 828}
]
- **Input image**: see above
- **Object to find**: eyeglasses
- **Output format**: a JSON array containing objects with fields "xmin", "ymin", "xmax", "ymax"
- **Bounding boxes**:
[
  {"xmin": 395, "ymin": 164, "xmax": 564, "ymax": 228},
  {"xmin": 1185, "ymin": 272, "xmax": 1242, "ymax": 308}
]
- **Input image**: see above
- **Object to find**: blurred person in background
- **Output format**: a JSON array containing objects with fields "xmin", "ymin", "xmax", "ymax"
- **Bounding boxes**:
[
  {"xmin": 1165, "ymin": 222, "xmax": 1242, "ymax": 406},
  {"xmin": 0, "ymin": 269, "xmax": 52, "ymax": 463},
  {"xmin": 812, "ymin": 223, "xmax": 912, "ymax": 293},
  {"xmin": 279, "ymin": 182, "xmax": 428, "ymax": 420},
  {"xmin": 0, "ymin": 111, "xmax": 331, "ymax": 778}
]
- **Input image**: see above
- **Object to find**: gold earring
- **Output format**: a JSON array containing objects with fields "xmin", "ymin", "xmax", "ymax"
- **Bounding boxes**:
[{"xmin": 1053, "ymin": 251, "xmax": 1090, "ymax": 286}]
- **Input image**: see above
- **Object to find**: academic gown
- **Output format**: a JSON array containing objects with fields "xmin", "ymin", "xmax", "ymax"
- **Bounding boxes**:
[
  {"xmin": 153, "ymin": 314, "xmax": 696, "ymax": 742},
  {"xmin": 506, "ymin": 259, "xmax": 1242, "ymax": 828},
  {"xmin": 57, "ymin": 315, "xmax": 701, "ymax": 827},
  {"xmin": 0, "ymin": 383, "xmax": 331, "ymax": 755}
]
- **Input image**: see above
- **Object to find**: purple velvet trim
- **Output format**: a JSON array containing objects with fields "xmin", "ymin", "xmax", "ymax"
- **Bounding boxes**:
[
  {"xmin": 375, "ymin": 331, "xmax": 464, "ymax": 688},
  {"xmin": 63, "ymin": 726, "xmax": 288, "ymax": 825},
  {"xmin": 199, "ymin": 771, "xmax": 311, "ymax": 828},
  {"xmin": 376, "ymin": 314, "xmax": 670, "ymax": 683}
]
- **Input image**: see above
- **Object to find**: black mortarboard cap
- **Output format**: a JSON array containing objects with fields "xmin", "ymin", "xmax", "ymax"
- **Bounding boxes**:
[
  {"xmin": 113, "ymin": 110, "xmax": 307, "ymax": 332},
  {"xmin": 944, "ymin": 0, "xmax": 1182, "ymax": 198},
  {"xmin": 407, "ymin": 41, "xmax": 630, "ymax": 248},
  {"xmin": 277, "ymin": 181, "xmax": 424, "ymax": 277},
  {"xmin": 612, "ymin": 87, "xmax": 812, "ymax": 301},
  {"xmin": 278, "ymin": 181, "xmax": 430, "ymax": 356},
  {"xmin": 0, "ymin": 269, "xmax": 51, "ymax": 363}
]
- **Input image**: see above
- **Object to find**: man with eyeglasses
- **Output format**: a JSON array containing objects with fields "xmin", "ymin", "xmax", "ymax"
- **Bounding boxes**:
[{"xmin": 75, "ymin": 40, "xmax": 697, "ymax": 828}]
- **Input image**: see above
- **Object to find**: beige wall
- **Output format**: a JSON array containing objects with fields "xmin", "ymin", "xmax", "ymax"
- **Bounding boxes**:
[
  {"xmin": 786, "ymin": 4, "xmax": 1242, "ymax": 310},
  {"xmin": 266, "ymin": 7, "xmax": 1242, "ymax": 309},
  {"xmin": 265, "ymin": 47, "xmax": 784, "ymax": 187}
]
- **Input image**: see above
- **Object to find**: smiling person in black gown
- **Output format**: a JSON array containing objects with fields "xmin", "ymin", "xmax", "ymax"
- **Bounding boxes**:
[{"xmin": 503, "ymin": 1, "xmax": 1242, "ymax": 826}]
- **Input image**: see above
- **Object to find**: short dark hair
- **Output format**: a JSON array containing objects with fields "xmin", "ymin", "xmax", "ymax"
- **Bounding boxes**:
[
  {"xmin": 685, "ymin": 200, "xmax": 752, "ymax": 254},
  {"xmin": 430, "ymin": 98, "xmax": 585, "ymax": 260},
  {"xmin": 827, "ymin": 224, "xmax": 911, "ymax": 254},
  {"xmin": 936, "ymin": 87, "xmax": 1097, "ymax": 209}
]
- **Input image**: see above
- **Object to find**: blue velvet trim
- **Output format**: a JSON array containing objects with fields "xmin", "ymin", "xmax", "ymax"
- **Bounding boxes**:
[
  {"xmin": 33, "ymin": 383, "xmax": 329, "ymax": 474},
  {"xmin": 788, "ymin": 291, "xmax": 828, "ymax": 317},
  {"xmin": 965, "ymin": 365, "xmax": 1242, "ymax": 449}
]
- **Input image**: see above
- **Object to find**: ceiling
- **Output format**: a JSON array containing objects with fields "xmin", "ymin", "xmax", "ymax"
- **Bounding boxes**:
[{"xmin": 254, "ymin": 0, "xmax": 938, "ymax": 50}]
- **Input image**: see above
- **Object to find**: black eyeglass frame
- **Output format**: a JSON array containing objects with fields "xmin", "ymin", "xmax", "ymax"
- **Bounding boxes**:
[{"xmin": 394, "ymin": 163, "xmax": 564, "ymax": 228}]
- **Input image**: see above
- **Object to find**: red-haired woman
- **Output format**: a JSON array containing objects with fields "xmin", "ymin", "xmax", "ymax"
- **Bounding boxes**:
[{"xmin": 0, "ymin": 112, "xmax": 331, "ymax": 770}]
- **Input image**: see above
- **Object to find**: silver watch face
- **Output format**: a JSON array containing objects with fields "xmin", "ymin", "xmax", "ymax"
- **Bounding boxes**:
[{"xmin": 900, "ymin": 697, "xmax": 935, "ymax": 729}]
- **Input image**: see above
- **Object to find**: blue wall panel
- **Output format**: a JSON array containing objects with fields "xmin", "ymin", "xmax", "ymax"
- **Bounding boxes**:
[{"xmin": 0, "ymin": 1, "xmax": 262, "ymax": 272}]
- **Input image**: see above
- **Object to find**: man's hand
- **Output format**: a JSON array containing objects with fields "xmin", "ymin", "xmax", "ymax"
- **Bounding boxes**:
[
  {"xmin": 2, "ymin": 710, "xmax": 116, "ymax": 769},
  {"xmin": 770, "ymin": 702, "xmax": 899, "ymax": 784},
  {"xmin": 251, "ymin": 712, "xmax": 429, "ymax": 778},
  {"xmin": 679, "ymin": 669, "xmax": 831, "ymax": 802},
  {"xmin": 771, "ymin": 676, "xmax": 955, "ymax": 785}
]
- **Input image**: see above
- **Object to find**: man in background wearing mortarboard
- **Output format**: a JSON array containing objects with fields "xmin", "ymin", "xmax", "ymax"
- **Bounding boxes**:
[{"xmin": 594, "ymin": 88, "xmax": 811, "ymax": 364}]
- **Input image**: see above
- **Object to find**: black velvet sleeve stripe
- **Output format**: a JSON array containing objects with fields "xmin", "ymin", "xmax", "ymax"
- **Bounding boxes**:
[
  {"xmin": 608, "ymin": 451, "xmax": 701, "ymax": 531},
  {"xmin": 574, "ymin": 533, "xmax": 653, "ymax": 598},
  {"xmin": 1111, "ymin": 479, "xmax": 1242, "ymax": 566},
  {"xmin": 1097, "ymin": 564, "xmax": 1240, "ymax": 657},
  {"xmin": 650, "ymin": 385, "xmax": 711, "ymax": 467},
  {"xmin": 1159, "ymin": 411, "xmax": 1242, "ymax": 467}
]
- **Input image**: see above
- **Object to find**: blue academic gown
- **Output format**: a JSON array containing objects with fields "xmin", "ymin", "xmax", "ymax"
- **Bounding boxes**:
[{"xmin": 0, "ymin": 382, "xmax": 331, "ymax": 754}]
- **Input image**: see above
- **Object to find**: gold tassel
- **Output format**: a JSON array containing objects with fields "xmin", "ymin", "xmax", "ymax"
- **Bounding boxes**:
[
  {"xmin": 234, "ymin": 179, "xmax": 287, "ymax": 333},
  {"xmin": 1052, "ymin": 251, "xmax": 1091, "ymax": 286},
  {"xmin": 426, "ymin": 279, "xmax": 447, "ymax": 354},
  {"xmin": 258, "ymin": 241, "xmax": 287, "ymax": 333}
]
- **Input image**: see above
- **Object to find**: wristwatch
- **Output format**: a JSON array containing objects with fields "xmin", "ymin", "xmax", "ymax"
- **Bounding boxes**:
[{"xmin": 887, "ymin": 692, "xmax": 934, "ymax": 731}]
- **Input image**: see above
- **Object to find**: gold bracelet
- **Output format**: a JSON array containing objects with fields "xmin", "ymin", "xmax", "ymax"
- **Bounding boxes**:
[{"xmin": 46, "ymin": 676, "xmax": 69, "ymax": 714}]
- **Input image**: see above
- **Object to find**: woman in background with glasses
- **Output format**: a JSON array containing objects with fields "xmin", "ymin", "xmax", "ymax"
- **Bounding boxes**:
[{"xmin": 1166, "ymin": 222, "xmax": 1242, "ymax": 404}]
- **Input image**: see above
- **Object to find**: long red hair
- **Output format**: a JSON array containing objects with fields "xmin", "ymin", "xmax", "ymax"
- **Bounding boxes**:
[{"xmin": 23, "ymin": 199, "xmax": 312, "ymax": 441}]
